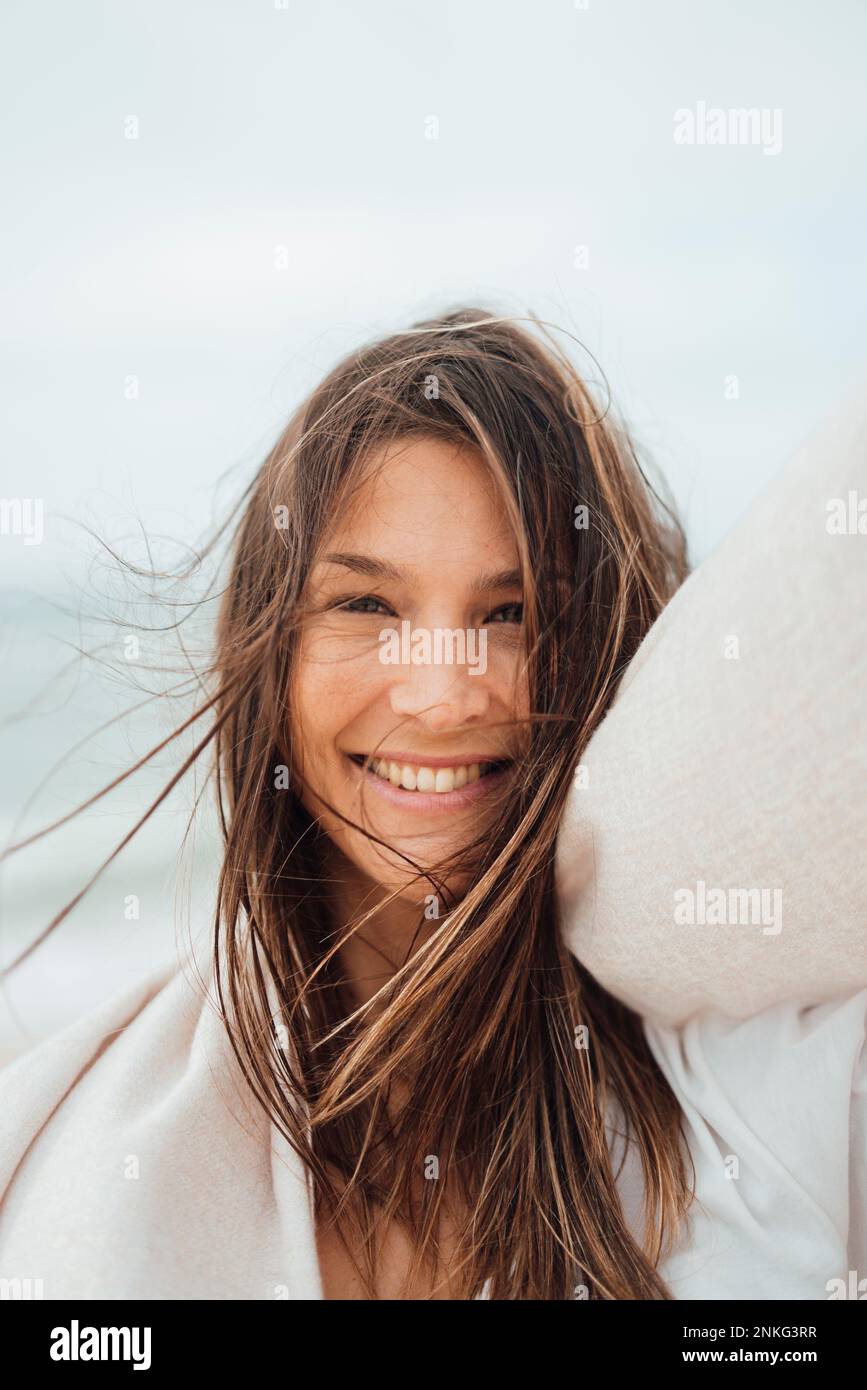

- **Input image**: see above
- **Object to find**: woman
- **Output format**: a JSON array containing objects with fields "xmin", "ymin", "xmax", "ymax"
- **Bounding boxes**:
[{"xmin": 1, "ymin": 309, "xmax": 864, "ymax": 1301}]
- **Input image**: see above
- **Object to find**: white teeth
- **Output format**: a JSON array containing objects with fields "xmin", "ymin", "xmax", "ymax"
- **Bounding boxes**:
[{"xmin": 356, "ymin": 757, "xmax": 501, "ymax": 793}]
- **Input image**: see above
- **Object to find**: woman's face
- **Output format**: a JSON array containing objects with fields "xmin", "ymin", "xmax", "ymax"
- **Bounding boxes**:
[{"xmin": 291, "ymin": 435, "xmax": 529, "ymax": 901}]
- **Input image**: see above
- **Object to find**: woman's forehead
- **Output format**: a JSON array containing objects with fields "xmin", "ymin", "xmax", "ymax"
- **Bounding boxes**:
[{"xmin": 324, "ymin": 436, "xmax": 517, "ymax": 558}]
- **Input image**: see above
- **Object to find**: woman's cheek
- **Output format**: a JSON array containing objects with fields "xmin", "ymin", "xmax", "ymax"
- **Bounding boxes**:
[
  {"xmin": 296, "ymin": 624, "xmax": 386, "ymax": 701},
  {"xmin": 293, "ymin": 628, "xmax": 392, "ymax": 779},
  {"xmin": 485, "ymin": 639, "xmax": 529, "ymax": 719}
]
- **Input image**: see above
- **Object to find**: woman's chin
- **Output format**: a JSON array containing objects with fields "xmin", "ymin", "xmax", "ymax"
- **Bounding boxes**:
[{"xmin": 352, "ymin": 853, "xmax": 473, "ymax": 907}]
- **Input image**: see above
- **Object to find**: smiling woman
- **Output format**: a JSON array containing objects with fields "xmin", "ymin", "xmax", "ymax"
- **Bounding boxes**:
[
  {"xmin": 289, "ymin": 435, "xmax": 528, "ymax": 896},
  {"xmin": 0, "ymin": 308, "xmax": 694, "ymax": 1300}
]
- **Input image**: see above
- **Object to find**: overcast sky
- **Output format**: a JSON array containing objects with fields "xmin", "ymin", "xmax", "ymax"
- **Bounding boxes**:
[{"xmin": 2, "ymin": 0, "xmax": 866, "ymax": 598}]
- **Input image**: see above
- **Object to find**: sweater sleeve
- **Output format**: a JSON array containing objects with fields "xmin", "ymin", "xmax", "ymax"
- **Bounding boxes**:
[
  {"xmin": 648, "ymin": 991, "xmax": 867, "ymax": 1298},
  {"xmin": 0, "ymin": 949, "xmax": 323, "ymax": 1299},
  {"xmin": 555, "ymin": 368, "xmax": 867, "ymax": 1026},
  {"xmin": 0, "ymin": 960, "xmax": 179, "ymax": 1206}
]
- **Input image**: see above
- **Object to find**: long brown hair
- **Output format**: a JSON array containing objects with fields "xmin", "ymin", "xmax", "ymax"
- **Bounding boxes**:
[{"xmin": 5, "ymin": 307, "xmax": 694, "ymax": 1299}]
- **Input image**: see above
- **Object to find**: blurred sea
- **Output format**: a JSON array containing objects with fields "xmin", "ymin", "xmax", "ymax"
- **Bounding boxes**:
[{"xmin": 0, "ymin": 592, "xmax": 222, "ymax": 1064}]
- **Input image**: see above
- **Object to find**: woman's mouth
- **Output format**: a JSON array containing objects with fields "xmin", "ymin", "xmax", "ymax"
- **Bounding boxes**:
[{"xmin": 344, "ymin": 752, "xmax": 512, "ymax": 812}]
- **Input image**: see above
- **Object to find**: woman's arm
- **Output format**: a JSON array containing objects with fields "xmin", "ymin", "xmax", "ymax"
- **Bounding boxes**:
[{"xmin": 556, "ymin": 368, "xmax": 867, "ymax": 1025}]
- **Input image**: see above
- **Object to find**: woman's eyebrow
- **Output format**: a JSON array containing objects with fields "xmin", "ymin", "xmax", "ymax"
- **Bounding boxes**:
[
  {"xmin": 319, "ymin": 553, "xmax": 522, "ymax": 593},
  {"xmin": 470, "ymin": 567, "xmax": 523, "ymax": 594},
  {"xmin": 319, "ymin": 552, "xmax": 406, "ymax": 583}
]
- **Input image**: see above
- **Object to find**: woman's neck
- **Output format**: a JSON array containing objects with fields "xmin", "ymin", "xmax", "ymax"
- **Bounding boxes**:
[{"xmin": 326, "ymin": 851, "xmax": 441, "ymax": 1014}]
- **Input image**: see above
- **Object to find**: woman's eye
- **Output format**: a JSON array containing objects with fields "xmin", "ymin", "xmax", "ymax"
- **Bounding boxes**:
[
  {"xmin": 485, "ymin": 602, "xmax": 523, "ymax": 625},
  {"xmin": 332, "ymin": 594, "xmax": 395, "ymax": 616}
]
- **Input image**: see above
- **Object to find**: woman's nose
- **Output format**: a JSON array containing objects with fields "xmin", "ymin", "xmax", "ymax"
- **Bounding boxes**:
[{"xmin": 386, "ymin": 642, "xmax": 492, "ymax": 730}]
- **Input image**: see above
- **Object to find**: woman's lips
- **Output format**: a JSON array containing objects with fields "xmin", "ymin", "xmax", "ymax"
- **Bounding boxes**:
[
  {"xmin": 343, "ymin": 753, "xmax": 510, "ymax": 813},
  {"xmin": 350, "ymin": 750, "xmax": 506, "ymax": 769}
]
